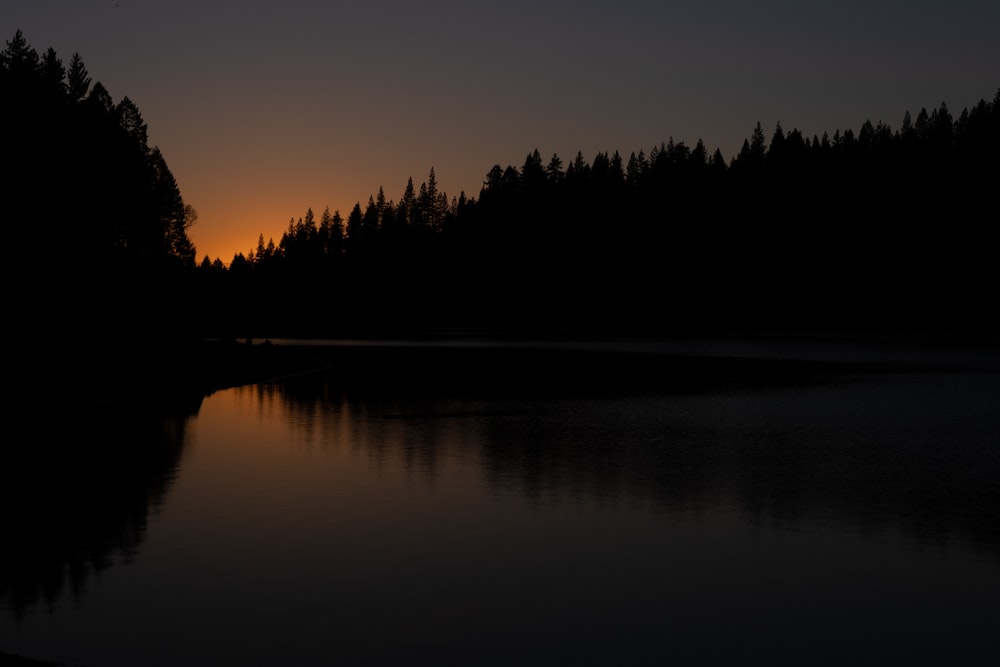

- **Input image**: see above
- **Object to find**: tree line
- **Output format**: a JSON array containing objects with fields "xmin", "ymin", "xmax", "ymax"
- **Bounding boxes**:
[
  {"xmin": 3, "ymin": 30, "xmax": 198, "ymax": 384},
  {"xmin": 2, "ymin": 31, "xmax": 197, "ymax": 271},
  {"xmin": 199, "ymin": 90, "xmax": 1000, "ymax": 336},
  {"xmin": 4, "ymin": 30, "xmax": 996, "ymax": 341}
]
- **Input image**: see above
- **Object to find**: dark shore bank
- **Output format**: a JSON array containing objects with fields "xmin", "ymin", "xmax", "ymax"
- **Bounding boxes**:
[
  {"xmin": 16, "ymin": 329, "xmax": 999, "ymax": 415},
  {"xmin": 0, "ymin": 652, "xmax": 61, "ymax": 667},
  {"xmin": 151, "ymin": 330, "xmax": 1000, "ymax": 404}
]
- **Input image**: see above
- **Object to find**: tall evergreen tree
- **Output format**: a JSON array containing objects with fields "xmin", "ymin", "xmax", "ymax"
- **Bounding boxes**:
[{"xmin": 66, "ymin": 52, "xmax": 91, "ymax": 102}]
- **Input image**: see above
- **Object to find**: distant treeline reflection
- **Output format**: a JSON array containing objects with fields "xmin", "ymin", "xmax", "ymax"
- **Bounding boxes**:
[{"xmin": 266, "ymin": 359, "xmax": 1000, "ymax": 562}]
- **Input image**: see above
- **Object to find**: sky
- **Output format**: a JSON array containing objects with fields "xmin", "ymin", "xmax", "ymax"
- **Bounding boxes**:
[{"xmin": 6, "ymin": 1, "xmax": 999, "ymax": 263}]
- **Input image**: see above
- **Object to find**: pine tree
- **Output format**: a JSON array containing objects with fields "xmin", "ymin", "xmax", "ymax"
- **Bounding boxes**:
[
  {"xmin": 1, "ymin": 29, "xmax": 39, "ymax": 79},
  {"xmin": 66, "ymin": 53, "xmax": 91, "ymax": 102}
]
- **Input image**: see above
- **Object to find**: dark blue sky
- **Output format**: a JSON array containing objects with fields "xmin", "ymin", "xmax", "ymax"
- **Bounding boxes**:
[{"xmin": 7, "ymin": 0, "xmax": 999, "ymax": 262}]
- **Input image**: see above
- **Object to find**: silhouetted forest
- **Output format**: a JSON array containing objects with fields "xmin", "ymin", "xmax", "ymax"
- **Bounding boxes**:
[
  {"xmin": 3, "ymin": 31, "xmax": 204, "ymax": 397},
  {"xmin": 198, "ymin": 95, "xmax": 1000, "ymax": 337},
  {"xmin": 2, "ymin": 31, "xmax": 196, "ymax": 326},
  {"xmin": 5, "ymin": 30, "xmax": 998, "ymax": 350}
]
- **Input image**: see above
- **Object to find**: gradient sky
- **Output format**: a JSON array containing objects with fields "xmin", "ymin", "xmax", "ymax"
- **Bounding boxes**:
[{"xmin": 7, "ymin": 1, "xmax": 999, "ymax": 263}]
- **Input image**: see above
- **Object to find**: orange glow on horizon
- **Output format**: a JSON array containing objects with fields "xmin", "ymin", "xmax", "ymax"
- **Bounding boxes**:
[
  {"xmin": 176, "ymin": 147, "xmax": 493, "ymax": 266},
  {"xmin": 183, "ymin": 170, "xmax": 448, "ymax": 265}
]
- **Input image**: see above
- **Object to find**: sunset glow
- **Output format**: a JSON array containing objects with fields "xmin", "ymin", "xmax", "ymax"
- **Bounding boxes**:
[{"xmin": 7, "ymin": 0, "xmax": 999, "ymax": 263}]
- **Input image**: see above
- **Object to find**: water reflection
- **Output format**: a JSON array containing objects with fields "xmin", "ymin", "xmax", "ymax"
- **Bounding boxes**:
[
  {"xmin": 270, "ymin": 357, "xmax": 1000, "ymax": 559},
  {"xmin": 0, "ymin": 399, "xmax": 196, "ymax": 619},
  {"xmin": 3, "ymin": 344, "xmax": 998, "ymax": 665}
]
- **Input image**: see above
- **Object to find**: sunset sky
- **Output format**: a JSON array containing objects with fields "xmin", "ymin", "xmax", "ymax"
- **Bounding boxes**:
[{"xmin": 7, "ymin": 1, "xmax": 999, "ymax": 264}]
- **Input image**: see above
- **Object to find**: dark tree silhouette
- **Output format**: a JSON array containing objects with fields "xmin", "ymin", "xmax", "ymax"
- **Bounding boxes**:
[
  {"xmin": 3, "ymin": 30, "xmax": 200, "ymax": 398},
  {"xmin": 187, "ymin": 85, "xmax": 1000, "ymax": 339}
]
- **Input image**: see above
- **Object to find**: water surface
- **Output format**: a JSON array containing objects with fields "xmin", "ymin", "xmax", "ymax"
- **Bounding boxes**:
[{"xmin": 3, "ymin": 340, "xmax": 998, "ymax": 665}]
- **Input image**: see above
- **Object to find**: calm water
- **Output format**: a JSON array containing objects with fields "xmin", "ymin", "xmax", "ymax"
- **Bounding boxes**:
[{"xmin": 2, "ymin": 340, "xmax": 999, "ymax": 665}]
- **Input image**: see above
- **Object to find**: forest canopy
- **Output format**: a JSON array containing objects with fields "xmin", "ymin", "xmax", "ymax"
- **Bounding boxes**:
[
  {"xmin": 4, "ymin": 30, "xmax": 997, "ymax": 341},
  {"xmin": 203, "ymin": 89, "xmax": 1000, "ymax": 337},
  {"xmin": 2, "ymin": 30, "xmax": 198, "ymax": 356},
  {"xmin": 2, "ymin": 30, "xmax": 197, "ymax": 271}
]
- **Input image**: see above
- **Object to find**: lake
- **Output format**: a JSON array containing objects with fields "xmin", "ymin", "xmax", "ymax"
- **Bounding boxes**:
[{"xmin": 2, "ymin": 337, "xmax": 999, "ymax": 665}]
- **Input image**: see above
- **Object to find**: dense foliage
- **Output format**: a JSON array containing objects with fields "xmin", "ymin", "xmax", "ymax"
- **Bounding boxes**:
[
  {"xmin": 2, "ymin": 30, "xmax": 197, "ymax": 347},
  {"xmin": 5, "ymin": 30, "xmax": 996, "ymax": 343},
  {"xmin": 198, "ymin": 92, "xmax": 1000, "ymax": 337}
]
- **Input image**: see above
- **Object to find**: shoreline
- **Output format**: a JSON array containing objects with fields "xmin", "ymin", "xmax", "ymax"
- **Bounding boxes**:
[{"xmin": 18, "ymin": 330, "xmax": 999, "ymax": 413}]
